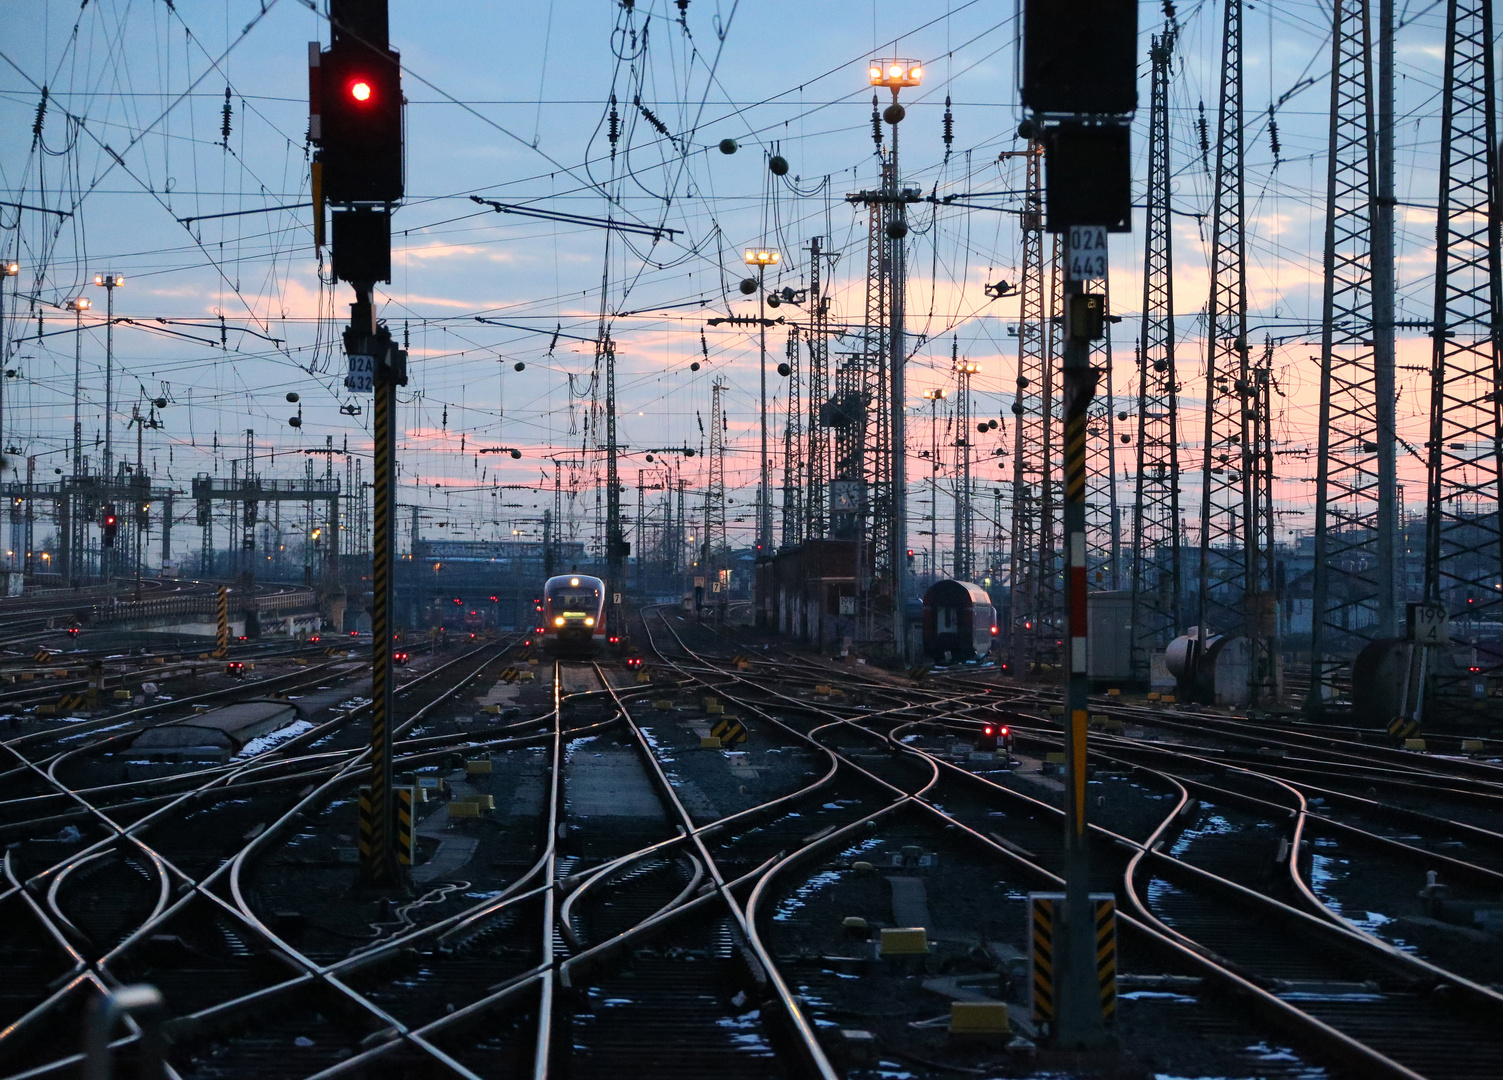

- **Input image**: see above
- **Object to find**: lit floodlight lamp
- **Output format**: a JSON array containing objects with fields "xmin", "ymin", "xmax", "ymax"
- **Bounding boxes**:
[{"xmin": 870, "ymin": 58, "xmax": 922, "ymax": 90}]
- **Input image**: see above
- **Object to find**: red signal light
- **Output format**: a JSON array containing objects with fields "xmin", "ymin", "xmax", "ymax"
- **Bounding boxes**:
[
  {"xmin": 350, "ymin": 79, "xmax": 372, "ymax": 103},
  {"xmin": 983, "ymin": 725, "xmax": 995, "ymax": 736},
  {"xmin": 999, "ymin": 725, "xmax": 1010, "ymax": 736}
]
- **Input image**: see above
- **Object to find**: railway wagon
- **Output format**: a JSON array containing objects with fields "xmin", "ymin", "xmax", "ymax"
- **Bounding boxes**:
[
  {"xmin": 542, "ymin": 574, "xmax": 608, "ymax": 654},
  {"xmin": 921, "ymin": 579, "xmax": 997, "ymax": 662}
]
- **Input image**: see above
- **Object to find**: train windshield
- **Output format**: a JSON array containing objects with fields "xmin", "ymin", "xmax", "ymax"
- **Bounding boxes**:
[{"xmin": 553, "ymin": 590, "xmax": 598, "ymax": 610}]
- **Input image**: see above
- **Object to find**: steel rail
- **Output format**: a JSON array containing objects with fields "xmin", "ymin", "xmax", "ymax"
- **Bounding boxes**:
[{"xmin": 649, "ymin": 612, "xmax": 1430, "ymax": 1080}]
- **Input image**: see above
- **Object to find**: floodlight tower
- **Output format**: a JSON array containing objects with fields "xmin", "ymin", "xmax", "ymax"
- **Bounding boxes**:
[{"xmin": 868, "ymin": 57, "xmax": 921, "ymax": 657}]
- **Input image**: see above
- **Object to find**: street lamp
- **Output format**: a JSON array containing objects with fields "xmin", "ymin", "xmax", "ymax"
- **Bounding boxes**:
[
  {"xmin": 744, "ymin": 247, "xmax": 780, "ymax": 628},
  {"xmin": 868, "ymin": 60, "xmax": 923, "ymax": 91},
  {"xmin": 93, "ymin": 273, "xmax": 124, "ymax": 481}
]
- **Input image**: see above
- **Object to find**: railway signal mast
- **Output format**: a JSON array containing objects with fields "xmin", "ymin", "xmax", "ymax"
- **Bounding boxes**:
[
  {"xmin": 310, "ymin": 0, "xmax": 408, "ymax": 889},
  {"xmin": 1021, "ymin": 0, "xmax": 1136, "ymax": 1048}
]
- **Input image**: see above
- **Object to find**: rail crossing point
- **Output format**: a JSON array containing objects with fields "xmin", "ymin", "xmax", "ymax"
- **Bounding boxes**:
[
  {"xmin": 500, "ymin": 666, "xmax": 520, "ymax": 684},
  {"xmin": 33, "ymin": 648, "xmax": 50, "ymax": 662}
]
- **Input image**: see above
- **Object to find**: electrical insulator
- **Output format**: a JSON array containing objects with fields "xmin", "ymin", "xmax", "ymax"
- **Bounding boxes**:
[
  {"xmin": 942, "ymin": 95, "xmax": 953, "ymax": 151},
  {"xmin": 608, "ymin": 94, "xmax": 620, "ymax": 155},
  {"xmin": 31, "ymin": 86, "xmax": 47, "ymax": 148},
  {"xmin": 221, "ymin": 87, "xmax": 233, "ymax": 145},
  {"xmin": 1197, "ymin": 101, "xmax": 1210, "ymax": 173},
  {"xmin": 871, "ymin": 95, "xmax": 883, "ymax": 148}
]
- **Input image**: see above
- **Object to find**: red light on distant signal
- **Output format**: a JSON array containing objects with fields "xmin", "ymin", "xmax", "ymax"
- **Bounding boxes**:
[{"xmin": 350, "ymin": 79, "xmax": 372, "ymax": 102}]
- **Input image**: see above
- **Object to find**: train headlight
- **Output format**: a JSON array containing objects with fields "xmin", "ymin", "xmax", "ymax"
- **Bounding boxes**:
[
  {"xmin": 584, "ymin": 617, "xmax": 595, "ymax": 627},
  {"xmin": 554, "ymin": 617, "xmax": 565, "ymax": 627}
]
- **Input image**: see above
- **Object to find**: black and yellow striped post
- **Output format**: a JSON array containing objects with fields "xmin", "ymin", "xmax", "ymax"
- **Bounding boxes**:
[
  {"xmin": 1093, "ymin": 893, "xmax": 1117, "ymax": 1022},
  {"xmin": 213, "ymin": 587, "xmax": 229, "ymax": 659},
  {"xmin": 396, "ymin": 786, "xmax": 415, "ymax": 866},
  {"xmin": 353, "ymin": 292, "xmax": 408, "ymax": 890},
  {"xmin": 1029, "ymin": 892, "xmax": 1059, "ymax": 1027}
]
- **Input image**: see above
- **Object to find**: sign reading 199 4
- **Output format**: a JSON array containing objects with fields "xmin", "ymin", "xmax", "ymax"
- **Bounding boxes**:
[
  {"xmin": 345, "ymin": 353, "xmax": 375, "ymax": 393},
  {"xmin": 1065, "ymin": 225, "xmax": 1108, "ymax": 282}
]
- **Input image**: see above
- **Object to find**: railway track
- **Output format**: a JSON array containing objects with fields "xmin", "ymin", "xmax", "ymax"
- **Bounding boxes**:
[{"xmin": 2, "ymin": 605, "xmax": 1500, "ymax": 1078}]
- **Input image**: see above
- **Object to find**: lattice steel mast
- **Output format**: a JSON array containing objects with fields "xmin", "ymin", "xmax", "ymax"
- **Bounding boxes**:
[
  {"xmin": 953, "ymin": 338, "xmax": 974, "ymax": 580},
  {"xmin": 804, "ymin": 236, "xmax": 831, "ymax": 540},
  {"xmin": 861, "ymin": 150, "xmax": 893, "ymax": 628},
  {"xmin": 1197, "ymin": 0, "xmax": 1276, "ymax": 701},
  {"xmin": 1422, "ymin": 0, "xmax": 1502, "ymax": 703},
  {"xmin": 781, "ymin": 326, "xmax": 802, "ymax": 548},
  {"xmin": 1007, "ymin": 145, "xmax": 1060, "ymax": 672},
  {"xmin": 706, "ymin": 378, "xmax": 728, "ymax": 619},
  {"xmin": 1130, "ymin": 29, "xmax": 1182, "ymax": 683},
  {"xmin": 1083, "ymin": 276, "xmax": 1117, "ymax": 586},
  {"xmin": 1309, "ymin": 0, "xmax": 1386, "ymax": 709}
]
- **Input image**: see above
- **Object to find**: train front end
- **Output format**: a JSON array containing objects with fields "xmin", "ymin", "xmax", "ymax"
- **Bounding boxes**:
[{"xmin": 542, "ymin": 574, "xmax": 607, "ymax": 654}]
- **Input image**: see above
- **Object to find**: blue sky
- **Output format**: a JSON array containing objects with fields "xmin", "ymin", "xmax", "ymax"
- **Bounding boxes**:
[{"xmin": 0, "ymin": 0, "xmax": 1467, "ymax": 558}]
